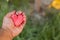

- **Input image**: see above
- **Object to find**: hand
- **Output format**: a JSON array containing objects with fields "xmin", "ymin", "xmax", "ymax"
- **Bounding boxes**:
[{"xmin": 2, "ymin": 11, "xmax": 26, "ymax": 38}]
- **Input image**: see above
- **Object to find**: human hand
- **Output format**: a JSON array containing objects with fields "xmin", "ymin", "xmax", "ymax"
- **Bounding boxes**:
[{"xmin": 2, "ymin": 11, "xmax": 26, "ymax": 38}]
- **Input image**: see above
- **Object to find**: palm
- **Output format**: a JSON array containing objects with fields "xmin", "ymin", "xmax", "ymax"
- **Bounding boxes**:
[{"xmin": 2, "ymin": 11, "xmax": 26, "ymax": 38}]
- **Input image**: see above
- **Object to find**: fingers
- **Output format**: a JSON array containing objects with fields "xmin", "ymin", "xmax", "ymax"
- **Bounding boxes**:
[
  {"xmin": 16, "ymin": 11, "xmax": 26, "ymax": 31},
  {"xmin": 3, "ymin": 10, "xmax": 26, "ymax": 37},
  {"xmin": 17, "ymin": 11, "xmax": 26, "ymax": 26},
  {"xmin": 5, "ymin": 11, "xmax": 16, "ymax": 18},
  {"xmin": 16, "ymin": 11, "xmax": 22, "ymax": 15},
  {"xmin": 23, "ymin": 12, "xmax": 26, "ymax": 23},
  {"xmin": 17, "ymin": 11, "xmax": 26, "ymax": 22},
  {"xmin": 18, "ymin": 14, "xmax": 26, "ymax": 31}
]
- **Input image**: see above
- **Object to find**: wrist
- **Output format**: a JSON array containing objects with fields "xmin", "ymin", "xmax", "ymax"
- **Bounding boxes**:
[{"xmin": 0, "ymin": 28, "xmax": 13, "ymax": 40}]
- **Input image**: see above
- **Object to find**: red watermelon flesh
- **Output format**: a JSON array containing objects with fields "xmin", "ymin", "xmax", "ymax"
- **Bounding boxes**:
[{"xmin": 11, "ymin": 12, "xmax": 24, "ymax": 27}]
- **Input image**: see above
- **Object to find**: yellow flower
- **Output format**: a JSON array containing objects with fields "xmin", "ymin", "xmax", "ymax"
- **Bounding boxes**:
[{"xmin": 51, "ymin": 0, "xmax": 60, "ymax": 9}]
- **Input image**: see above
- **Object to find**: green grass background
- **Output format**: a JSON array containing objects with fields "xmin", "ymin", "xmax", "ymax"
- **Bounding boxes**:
[{"xmin": 0, "ymin": 0, "xmax": 60, "ymax": 40}]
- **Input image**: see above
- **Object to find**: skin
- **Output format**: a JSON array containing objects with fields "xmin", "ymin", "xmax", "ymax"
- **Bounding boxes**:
[
  {"xmin": 0, "ymin": 28, "xmax": 12, "ymax": 40},
  {"xmin": 0, "ymin": 11, "xmax": 26, "ymax": 40},
  {"xmin": 34, "ymin": 0, "xmax": 41, "ymax": 12}
]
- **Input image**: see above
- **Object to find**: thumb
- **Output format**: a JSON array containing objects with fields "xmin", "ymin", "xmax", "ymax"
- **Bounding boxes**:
[{"xmin": 5, "ymin": 11, "xmax": 16, "ymax": 18}]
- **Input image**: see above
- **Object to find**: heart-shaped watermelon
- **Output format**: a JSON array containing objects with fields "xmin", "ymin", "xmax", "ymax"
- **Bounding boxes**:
[{"xmin": 11, "ymin": 11, "xmax": 24, "ymax": 27}]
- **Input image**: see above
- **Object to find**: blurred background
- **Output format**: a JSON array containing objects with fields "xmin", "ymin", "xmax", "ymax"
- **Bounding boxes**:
[{"xmin": 0, "ymin": 0, "xmax": 60, "ymax": 40}]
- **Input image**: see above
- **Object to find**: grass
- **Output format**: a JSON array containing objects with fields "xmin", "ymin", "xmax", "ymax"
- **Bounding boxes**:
[
  {"xmin": 0, "ymin": 0, "xmax": 60, "ymax": 40},
  {"xmin": 14, "ymin": 11, "xmax": 60, "ymax": 40}
]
